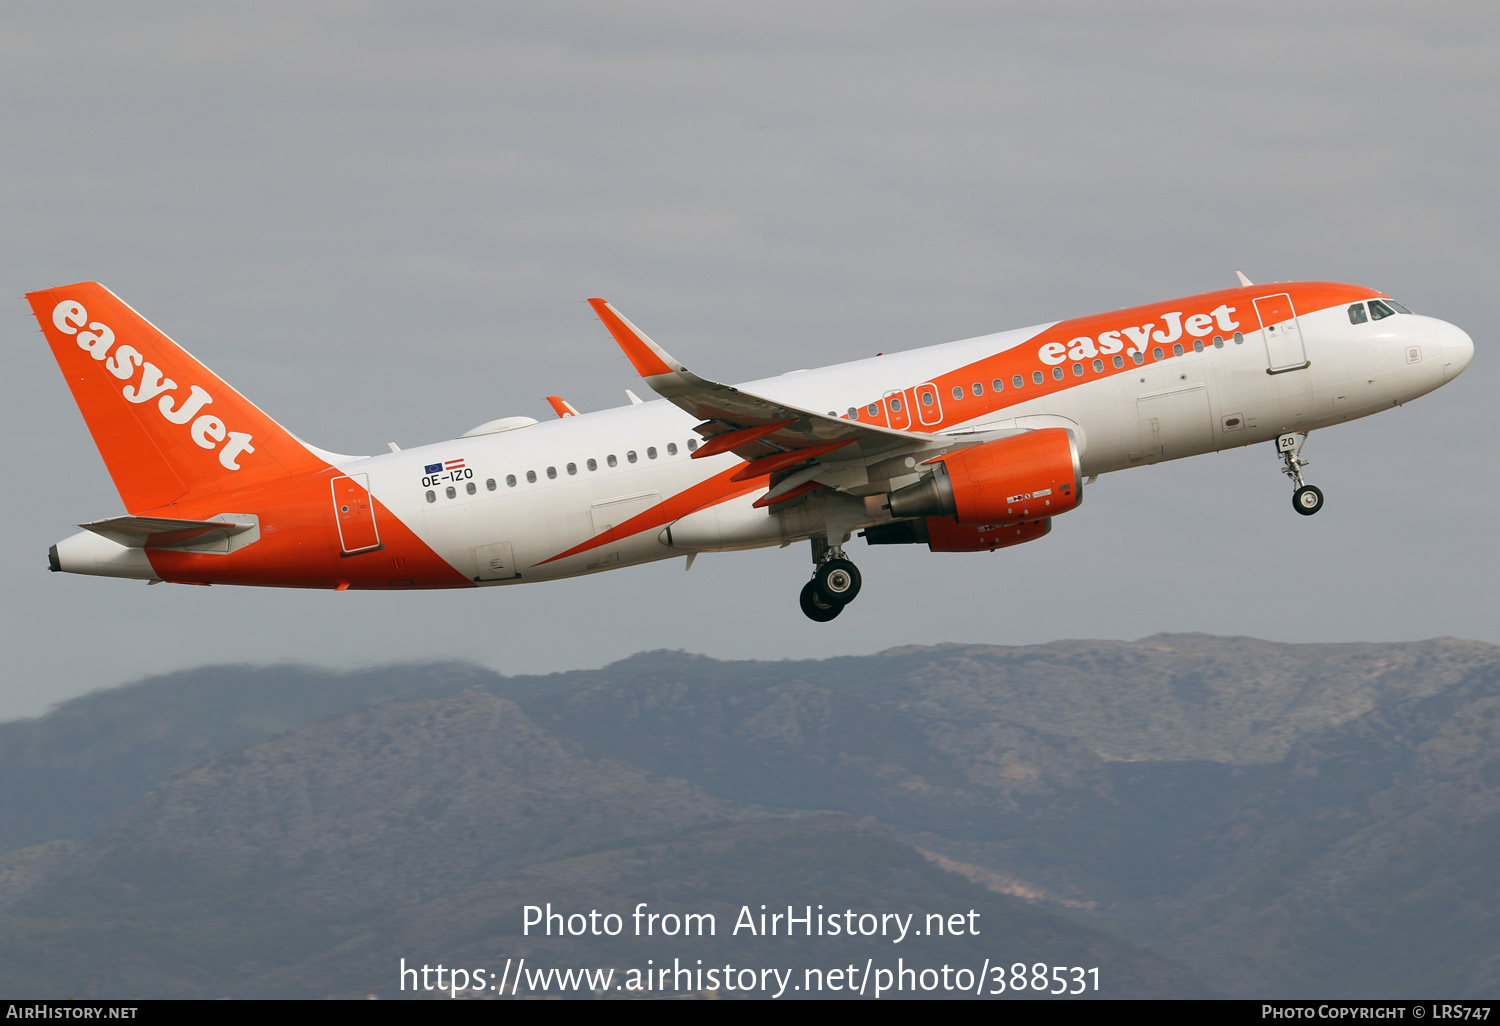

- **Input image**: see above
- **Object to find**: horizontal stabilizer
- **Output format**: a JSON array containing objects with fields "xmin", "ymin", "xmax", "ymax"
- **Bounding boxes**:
[{"xmin": 81, "ymin": 514, "xmax": 258, "ymax": 550}]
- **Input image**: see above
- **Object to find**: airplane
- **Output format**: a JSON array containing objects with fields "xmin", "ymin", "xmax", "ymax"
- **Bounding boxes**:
[{"xmin": 29, "ymin": 276, "xmax": 1473, "ymax": 621}]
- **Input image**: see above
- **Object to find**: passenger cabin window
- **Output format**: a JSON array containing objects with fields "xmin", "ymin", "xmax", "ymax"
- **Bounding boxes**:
[
  {"xmin": 466, "ymin": 481, "xmax": 476, "ymax": 495},
  {"xmin": 867, "ymin": 403, "xmax": 879, "ymax": 416},
  {"xmin": 607, "ymin": 454, "xmax": 618, "ymax": 467},
  {"xmin": 486, "ymin": 478, "xmax": 496, "ymax": 491},
  {"xmin": 506, "ymin": 474, "xmax": 517, "ymax": 487},
  {"xmin": 951, "ymin": 386, "xmax": 962, "ymax": 401},
  {"xmin": 1032, "ymin": 371, "xmax": 1044, "ymax": 384},
  {"xmin": 1052, "ymin": 367, "xmax": 1064, "ymax": 380},
  {"xmin": 445, "ymin": 486, "xmax": 456, "ymax": 499},
  {"xmin": 1113, "ymin": 355, "xmax": 1124, "ymax": 368},
  {"xmin": 847, "ymin": 407, "xmax": 858, "ymax": 419},
  {"xmin": 1092, "ymin": 359, "xmax": 1103, "ymax": 372},
  {"xmin": 889, "ymin": 397, "xmax": 902, "ymax": 412},
  {"xmin": 526, "ymin": 470, "xmax": 537, "ymax": 483},
  {"xmin": 546, "ymin": 466, "xmax": 557, "ymax": 479},
  {"xmin": 1348, "ymin": 303, "xmax": 1368, "ymax": 324},
  {"xmin": 921, "ymin": 392, "xmax": 934, "ymax": 407},
  {"xmin": 587, "ymin": 458, "xmax": 597, "ymax": 471},
  {"xmin": 1369, "ymin": 300, "xmax": 1397, "ymax": 320},
  {"xmin": 992, "ymin": 378, "xmax": 1003, "ymax": 392},
  {"xmin": 1012, "ymin": 374, "xmax": 1024, "ymax": 388},
  {"xmin": 425, "ymin": 489, "xmax": 435, "ymax": 503},
  {"xmin": 647, "ymin": 447, "xmax": 657, "ymax": 459},
  {"xmin": 666, "ymin": 443, "xmax": 678, "ymax": 455},
  {"xmin": 686, "ymin": 439, "xmax": 697, "ymax": 452},
  {"xmin": 626, "ymin": 450, "xmax": 638, "ymax": 463},
  {"xmin": 972, "ymin": 382, "xmax": 983, "ymax": 396},
  {"xmin": 566, "ymin": 462, "xmax": 577, "ymax": 475}
]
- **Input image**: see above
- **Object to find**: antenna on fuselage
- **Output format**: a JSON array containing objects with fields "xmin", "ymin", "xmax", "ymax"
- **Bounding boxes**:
[
  {"xmin": 1236, "ymin": 271, "xmax": 1254, "ymax": 287},
  {"xmin": 625, "ymin": 389, "xmax": 644, "ymax": 405}
]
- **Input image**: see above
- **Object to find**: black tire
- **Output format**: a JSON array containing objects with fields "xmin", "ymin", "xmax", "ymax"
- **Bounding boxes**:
[
  {"xmin": 815, "ymin": 559, "xmax": 862, "ymax": 605},
  {"xmin": 1293, "ymin": 485, "xmax": 1324, "ymax": 516},
  {"xmin": 800, "ymin": 579, "xmax": 843, "ymax": 621}
]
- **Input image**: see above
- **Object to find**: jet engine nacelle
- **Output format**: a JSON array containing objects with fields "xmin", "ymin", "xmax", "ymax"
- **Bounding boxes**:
[{"xmin": 886, "ymin": 428, "xmax": 1082, "ymax": 525}]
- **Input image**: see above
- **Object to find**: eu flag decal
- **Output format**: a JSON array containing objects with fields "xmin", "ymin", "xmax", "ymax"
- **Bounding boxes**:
[{"xmin": 424, "ymin": 463, "xmax": 442, "ymax": 474}]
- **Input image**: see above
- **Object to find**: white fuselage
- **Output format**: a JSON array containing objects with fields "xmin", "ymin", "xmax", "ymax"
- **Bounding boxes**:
[{"xmin": 349, "ymin": 304, "xmax": 1471, "ymax": 584}]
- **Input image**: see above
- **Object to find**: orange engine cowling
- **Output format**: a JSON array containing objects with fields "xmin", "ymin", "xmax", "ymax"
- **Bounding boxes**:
[
  {"xmin": 886, "ymin": 427, "xmax": 1082, "ymax": 526},
  {"xmin": 861, "ymin": 516, "xmax": 1050, "ymax": 552},
  {"xmin": 925, "ymin": 516, "xmax": 1050, "ymax": 552}
]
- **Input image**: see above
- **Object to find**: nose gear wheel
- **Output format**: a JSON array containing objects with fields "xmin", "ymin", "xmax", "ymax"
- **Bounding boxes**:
[{"xmin": 1293, "ymin": 485, "xmax": 1324, "ymax": 515}]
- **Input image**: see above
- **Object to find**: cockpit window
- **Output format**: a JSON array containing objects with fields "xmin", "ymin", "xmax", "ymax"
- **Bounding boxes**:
[
  {"xmin": 1386, "ymin": 300, "xmax": 1412, "ymax": 314},
  {"xmin": 1369, "ymin": 300, "xmax": 1397, "ymax": 320},
  {"xmin": 1348, "ymin": 303, "xmax": 1368, "ymax": 324}
]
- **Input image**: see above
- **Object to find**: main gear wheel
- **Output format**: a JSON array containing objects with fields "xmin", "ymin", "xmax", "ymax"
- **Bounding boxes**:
[
  {"xmin": 799, "ymin": 579, "xmax": 843, "ymax": 621},
  {"xmin": 815, "ymin": 558, "xmax": 862, "ymax": 605}
]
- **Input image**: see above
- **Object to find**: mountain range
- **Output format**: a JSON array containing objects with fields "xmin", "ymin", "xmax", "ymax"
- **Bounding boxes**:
[{"xmin": 2, "ymin": 634, "xmax": 1496, "ymax": 998}]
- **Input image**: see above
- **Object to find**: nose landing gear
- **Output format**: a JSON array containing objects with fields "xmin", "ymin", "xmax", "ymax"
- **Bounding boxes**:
[
  {"xmin": 799, "ymin": 539, "xmax": 863, "ymax": 621},
  {"xmin": 1278, "ymin": 432, "xmax": 1324, "ymax": 516}
]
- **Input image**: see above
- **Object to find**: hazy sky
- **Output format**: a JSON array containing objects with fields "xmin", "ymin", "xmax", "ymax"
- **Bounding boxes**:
[{"xmin": 2, "ymin": 2, "xmax": 1496, "ymax": 720}]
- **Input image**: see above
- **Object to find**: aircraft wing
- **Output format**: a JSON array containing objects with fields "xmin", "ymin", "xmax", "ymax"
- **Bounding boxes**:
[{"xmin": 588, "ymin": 299, "xmax": 940, "ymax": 504}]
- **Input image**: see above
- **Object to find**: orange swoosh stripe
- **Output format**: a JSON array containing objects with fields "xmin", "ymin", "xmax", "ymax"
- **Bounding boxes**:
[{"xmin": 534, "ymin": 464, "xmax": 768, "ymax": 566}]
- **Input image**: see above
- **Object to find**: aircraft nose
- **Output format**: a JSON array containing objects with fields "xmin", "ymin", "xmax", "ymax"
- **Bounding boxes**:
[{"xmin": 1441, "ymin": 322, "xmax": 1474, "ymax": 381}]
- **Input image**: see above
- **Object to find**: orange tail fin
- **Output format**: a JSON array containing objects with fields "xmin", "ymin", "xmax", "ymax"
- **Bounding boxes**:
[{"xmin": 27, "ymin": 282, "xmax": 328, "ymax": 513}]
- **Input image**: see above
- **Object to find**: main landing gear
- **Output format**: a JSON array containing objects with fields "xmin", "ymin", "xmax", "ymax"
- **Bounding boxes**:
[
  {"xmin": 799, "ymin": 539, "xmax": 863, "ymax": 621},
  {"xmin": 1278, "ymin": 432, "xmax": 1325, "ymax": 516}
]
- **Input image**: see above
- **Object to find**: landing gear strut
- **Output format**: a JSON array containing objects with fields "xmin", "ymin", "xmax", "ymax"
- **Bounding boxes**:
[
  {"xmin": 799, "ymin": 538, "xmax": 863, "ymax": 621},
  {"xmin": 1278, "ymin": 432, "xmax": 1324, "ymax": 516}
]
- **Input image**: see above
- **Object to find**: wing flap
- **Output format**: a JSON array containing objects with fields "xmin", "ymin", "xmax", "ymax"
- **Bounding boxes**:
[{"xmin": 691, "ymin": 420, "xmax": 795, "ymax": 459}]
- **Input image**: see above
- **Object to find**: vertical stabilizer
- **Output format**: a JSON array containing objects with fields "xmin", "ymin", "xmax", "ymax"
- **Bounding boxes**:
[{"xmin": 27, "ymin": 282, "xmax": 328, "ymax": 513}]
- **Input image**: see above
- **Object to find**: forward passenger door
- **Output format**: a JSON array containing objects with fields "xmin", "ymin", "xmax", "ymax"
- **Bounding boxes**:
[{"xmin": 1255, "ymin": 293, "xmax": 1309, "ymax": 373}]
